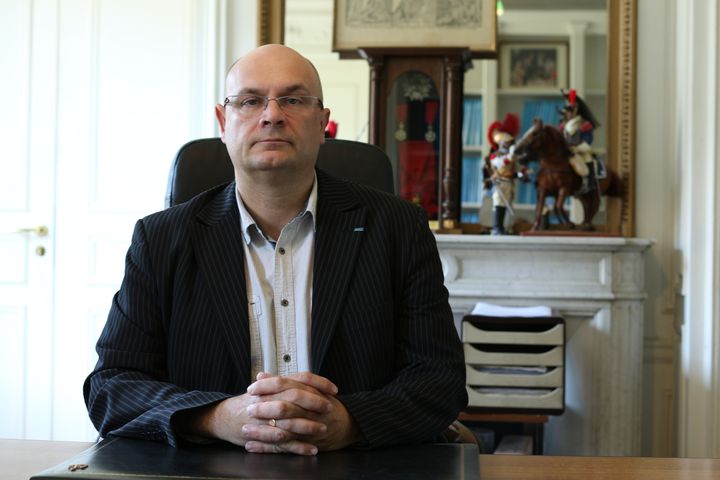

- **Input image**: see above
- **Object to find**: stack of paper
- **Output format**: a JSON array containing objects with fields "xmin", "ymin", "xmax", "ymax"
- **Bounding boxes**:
[
  {"xmin": 472, "ymin": 366, "xmax": 548, "ymax": 375},
  {"xmin": 471, "ymin": 301, "xmax": 552, "ymax": 317},
  {"xmin": 471, "ymin": 387, "xmax": 555, "ymax": 396}
]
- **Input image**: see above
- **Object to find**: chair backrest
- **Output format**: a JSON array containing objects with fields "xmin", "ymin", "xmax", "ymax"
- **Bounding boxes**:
[{"xmin": 165, "ymin": 137, "xmax": 394, "ymax": 208}]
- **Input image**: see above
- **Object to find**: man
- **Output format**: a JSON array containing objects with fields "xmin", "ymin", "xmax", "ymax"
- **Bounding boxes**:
[{"xmin": 84, "ymin": 44, "xmax": 467, "ymax": 456}]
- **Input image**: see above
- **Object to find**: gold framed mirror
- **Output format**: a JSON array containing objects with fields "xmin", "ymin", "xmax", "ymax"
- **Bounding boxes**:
[{"xmin": 261, "ymin": 0, "xmax": 636, "ymax": 236}]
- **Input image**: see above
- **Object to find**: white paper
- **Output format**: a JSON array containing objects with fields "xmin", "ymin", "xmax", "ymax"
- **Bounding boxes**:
[
  {"xmin": 471, "ymin": 365, "xmax": 549, "ymax": 375},
  {"xmin": 471, "ymin": 387, "xmax": 555, "ymax": 396},
  {"xmin": 471, "ymin": 301, "xmax": 552, "ymax": 318}
]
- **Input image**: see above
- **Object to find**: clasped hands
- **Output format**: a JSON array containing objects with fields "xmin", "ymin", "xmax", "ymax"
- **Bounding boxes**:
[{"xmin": 183, "ymin": 371, "xmax": 359, "ymax": 455}]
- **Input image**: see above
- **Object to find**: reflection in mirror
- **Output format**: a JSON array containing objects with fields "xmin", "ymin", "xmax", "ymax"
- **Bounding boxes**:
[
  {"xmin": 277, "ymin": 0, "xmax": 634, "ymax": 236},
  {"xmin": 461, "ymin": 0, "xmax": 617, "ymax": 233}
]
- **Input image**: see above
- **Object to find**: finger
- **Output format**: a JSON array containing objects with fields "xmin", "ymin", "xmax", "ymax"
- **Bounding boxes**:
[
  {"xmin": 248, "ymin": 373, "xmax": 337, "ymax": 396},
  {"xmin": 241, "ymin": 423, "xmax": 290, "ymax": 444},
  {"xmin": 240, "ymin": 420, "xmax": 326, "ymax": 445},
  {"xmin": 245, "ymin": 440, "xmax": 318, "ymax": 456},
  {"xmin": 247, "ymin": 393, "xmax": 332, "ymax": 419},
  {"xmin": 248, "ymin": 384, "xmax": 333, "ymax": 415},
  {"xmin": 244, "ymin": 417, "xmax": 327, "ymax": 439},
  {"xmin": 287, "ymin": 372, "xmax": 339, "ymax": 395},
  {"xmin": 247, "ymin": 376, "xmax": 319, "ymax": 397},
  {"xmin": 278, "ymin": 417, "xmax": 328, "ymax": 436},
  {"xmin": 273, "ymin": 388, "xmax": 334, "ymax": 414}
]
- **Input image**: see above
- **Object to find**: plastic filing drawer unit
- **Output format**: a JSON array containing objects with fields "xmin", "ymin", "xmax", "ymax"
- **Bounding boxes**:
[{"xmin": 462, "ymin": 315, "xmax": 565, "ymax": 414}]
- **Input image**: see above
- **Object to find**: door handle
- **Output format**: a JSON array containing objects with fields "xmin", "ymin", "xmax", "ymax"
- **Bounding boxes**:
[{"xmin": 15, "ymin": 225, "xmax": 49, "ymax": 237}]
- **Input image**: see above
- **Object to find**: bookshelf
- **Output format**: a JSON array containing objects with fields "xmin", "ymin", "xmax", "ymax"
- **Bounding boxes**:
[
  {"xmin": 461, "ymin": 95, "xmax": 485, "ymax": 224},
  {"xmin": 460, "ymin": 9, "xmax": 608, "ymax": 229}
]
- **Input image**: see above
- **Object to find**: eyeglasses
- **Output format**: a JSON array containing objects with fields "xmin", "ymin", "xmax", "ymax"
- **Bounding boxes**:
[{"xmin": 223, "ymin": 94, "xmax": 323, "ymax": 116}]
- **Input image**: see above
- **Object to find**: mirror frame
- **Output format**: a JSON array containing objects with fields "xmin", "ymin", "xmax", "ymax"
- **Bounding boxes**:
[
  {"xmin": 261, "ymin": 0, "xmax": 636, "ymax": 236},
  {"xmin": 607, "ymin": 0, "xmax": 636, "ymax": 237},
  {"xmin": 257, "ymin": 0, "xmax": 284, "ymax": 45}
]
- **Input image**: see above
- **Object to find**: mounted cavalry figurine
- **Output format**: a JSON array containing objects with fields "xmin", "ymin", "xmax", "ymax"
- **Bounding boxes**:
[
  {"xmin": 559, "ymin": 89, "xmax": 600, "ymax": 194},
  {"xmin": 513, "ymin": 91, "xmax": 624, "ymax": 231}
]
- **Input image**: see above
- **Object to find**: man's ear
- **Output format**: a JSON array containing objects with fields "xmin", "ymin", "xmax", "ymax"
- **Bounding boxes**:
[
  {"xmin": 319, "ymin": 108, "xmax": 331, "ymax": 142},
  {"xmin": 215, "ymin": 104, "xmax": 227, "ymax": 142}
]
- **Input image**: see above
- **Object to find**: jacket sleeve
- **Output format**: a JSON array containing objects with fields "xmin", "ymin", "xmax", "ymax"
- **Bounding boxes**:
[
  {"xmin": 83, "ymin": 219, "xmax": 231, "ymax": 446},
  {"xmin": 336, "ymin": 206, "xmax": 468, "ymax": 448}
]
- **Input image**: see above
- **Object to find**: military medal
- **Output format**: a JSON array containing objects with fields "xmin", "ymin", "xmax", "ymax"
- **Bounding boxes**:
[
  {"xmin": 395, "ymin": 103, "xmax": 408, "ymax": 142},
  {"xmin": 424, "ymin": 126, "xmax": 436, "ymax": 142},
  {"xmin": 424, "ymin": 100, "xmax": 438, "ymax": 142}
]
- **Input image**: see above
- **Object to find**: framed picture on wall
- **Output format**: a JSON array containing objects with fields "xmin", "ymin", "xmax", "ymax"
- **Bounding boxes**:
[
  {"xmin": 500, "ymin": 42, "xmax": 568, "ymax": 91},
  {"xmin": 333, "ymin": 0, "xmax": 497, "ymax": 55}
]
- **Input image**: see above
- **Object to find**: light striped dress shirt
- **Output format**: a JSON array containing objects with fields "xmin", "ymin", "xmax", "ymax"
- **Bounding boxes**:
[{"xmin": 235, "ymin": 177, "xmax": 317, "ymax": 381}]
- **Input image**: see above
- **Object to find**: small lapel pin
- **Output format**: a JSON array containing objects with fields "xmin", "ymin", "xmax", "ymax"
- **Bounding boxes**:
[{"xmin": 353, "ymin": 227, "xmax": 364, "ymax": 232}]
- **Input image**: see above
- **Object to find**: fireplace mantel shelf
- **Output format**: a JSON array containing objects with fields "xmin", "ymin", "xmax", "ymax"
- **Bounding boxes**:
[{"xmin": 436, "ymin": 234, "xmax": 653, "ymax": 250}]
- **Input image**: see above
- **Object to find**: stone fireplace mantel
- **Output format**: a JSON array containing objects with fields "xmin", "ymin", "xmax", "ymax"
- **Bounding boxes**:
[{"xmin": 435, "ymin": 234, "xmax": 653, "ymax": 456}]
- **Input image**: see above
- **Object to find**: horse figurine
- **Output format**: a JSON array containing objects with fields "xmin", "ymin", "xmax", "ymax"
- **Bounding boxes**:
[{"xmin": 513, "ymin": 119, "xmax": 624, "ymax": 231}]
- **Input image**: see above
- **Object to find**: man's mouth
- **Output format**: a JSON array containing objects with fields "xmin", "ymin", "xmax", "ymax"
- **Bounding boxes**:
[{"xmin": 255, "ymin": 138, "xmax": 290, "ymax": 147}]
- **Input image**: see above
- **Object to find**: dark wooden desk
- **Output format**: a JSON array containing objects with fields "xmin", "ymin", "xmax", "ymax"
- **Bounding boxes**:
[
  {"xmin": 5, "ymin": 438, "xmax": 478, "ymax": 479},
  {"xmin": 2, "ymin": 439, "xmax": 720, "ymax": 480}
]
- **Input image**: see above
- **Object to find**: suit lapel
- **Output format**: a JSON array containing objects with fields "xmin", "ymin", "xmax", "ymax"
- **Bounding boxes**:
[
  {"xmin": 311, "ymin": 171, "xmax": 367, "ymax": 371},
  {"xmin": 190, "ymin": 183, "xmax": 251, "ymax": 380}
]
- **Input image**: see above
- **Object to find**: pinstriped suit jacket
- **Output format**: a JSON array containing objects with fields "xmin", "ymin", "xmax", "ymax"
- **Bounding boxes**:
[{"xmin": 84, "ymin": 169, "xmax": 467, "ymax": 448}]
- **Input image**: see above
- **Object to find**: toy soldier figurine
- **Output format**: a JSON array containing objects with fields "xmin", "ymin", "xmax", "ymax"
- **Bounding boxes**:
[
  {"xmin": 559, "ymin": 89, "xmax": 601, "ymax": 193},
  {"xmin": 484, "ymin": 113, "xmax": 524, "ymax": 235}
]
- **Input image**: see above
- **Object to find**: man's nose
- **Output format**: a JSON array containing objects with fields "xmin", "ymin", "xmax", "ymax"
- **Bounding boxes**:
[{"xmin": 260, "ymin": 98, "xmax": 285, "ymax": 124}]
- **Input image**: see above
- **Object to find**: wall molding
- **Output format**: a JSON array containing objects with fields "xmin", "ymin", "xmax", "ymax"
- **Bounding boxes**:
[{"xmin": 676, "ymin": 0, "xmax": 720, "ymax": 458}]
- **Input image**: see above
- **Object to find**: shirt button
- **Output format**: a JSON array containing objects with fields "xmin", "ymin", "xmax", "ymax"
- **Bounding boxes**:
[
  {"xmin": 278, "ymin": 247, "xmax": 286, "ymax": 255},
  {"xmin": 283, "ymin": 354, "xmax": 291, "ymax": 363},
  {"xmin": 281, "ymin": 299, "xmax": 289, "ymax": 307}
]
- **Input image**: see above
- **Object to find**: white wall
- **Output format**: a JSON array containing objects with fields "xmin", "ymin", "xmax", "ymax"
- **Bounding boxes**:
[
  {"xmin": 671, "ymin": 0, "xmax": 720, "ymax": 458},
  {"xmin": 638, "ymin": 0, "xmax": 720, "ymax": 458},
  {"xmin": 635, "ymin": 0, "xmax": 679, "ymax": 456}
]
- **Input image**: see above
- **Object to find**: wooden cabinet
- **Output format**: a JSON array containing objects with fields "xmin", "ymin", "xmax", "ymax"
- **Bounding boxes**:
[{"xmin": 358, "ymin": 48, "xmax": 471, "ymax": 230}]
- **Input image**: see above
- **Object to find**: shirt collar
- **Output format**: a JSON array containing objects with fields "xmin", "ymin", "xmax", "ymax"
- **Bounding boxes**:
[{"xmin": 235, "ymin": 173, "xmax": 318, "ymax": 245}]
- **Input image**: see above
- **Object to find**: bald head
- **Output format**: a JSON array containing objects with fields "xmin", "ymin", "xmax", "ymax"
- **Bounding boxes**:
[
  {"xmin": 225, "ymin": 44, "xmax": 323, "ymax": 100},
  {"xmin": 214, "ymin": 43, "xmax": 331, "ymax": 198}
]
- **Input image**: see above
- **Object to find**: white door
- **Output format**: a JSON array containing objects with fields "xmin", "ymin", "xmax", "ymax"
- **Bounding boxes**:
[
  {"xmin": 0, "ymin": 0, "xmax": 233, "ymax": 441},
  {"xmin": 0, "ymin": 0, "xmax": 59, "ymax": 440}
]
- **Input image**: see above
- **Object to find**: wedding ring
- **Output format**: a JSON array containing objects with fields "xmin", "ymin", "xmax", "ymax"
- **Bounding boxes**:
[{"xmin": 268, "ymin": 418, "xmax": 276, "ymax": 427}]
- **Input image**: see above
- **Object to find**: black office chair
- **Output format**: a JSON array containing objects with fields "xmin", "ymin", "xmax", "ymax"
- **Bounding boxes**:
[{"xmin": 165, "ymin": 137, "xmax": 394, "ymax": 208}]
